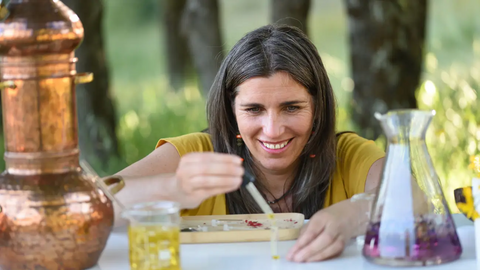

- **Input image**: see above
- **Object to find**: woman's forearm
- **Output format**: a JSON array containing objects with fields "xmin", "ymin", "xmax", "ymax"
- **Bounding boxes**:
[{"xmin": 112, "ymin": 173, "xmax": 178, "ymax": 227}]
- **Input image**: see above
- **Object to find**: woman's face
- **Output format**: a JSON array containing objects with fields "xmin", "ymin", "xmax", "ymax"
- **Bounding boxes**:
[{"xmin": 234, "ymin": 72, "xmax": 315, "ymax": 173}]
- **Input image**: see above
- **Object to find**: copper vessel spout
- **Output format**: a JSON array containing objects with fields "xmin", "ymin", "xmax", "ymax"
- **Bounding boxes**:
[{"xmin": 0, "ymin": 0, "xmax": 123, "ymax": 269}]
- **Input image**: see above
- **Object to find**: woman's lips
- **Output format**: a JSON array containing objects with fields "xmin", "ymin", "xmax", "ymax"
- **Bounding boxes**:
[{"xmin": 259, "ymin": 138, "xmax": 293, "ymax": 154}]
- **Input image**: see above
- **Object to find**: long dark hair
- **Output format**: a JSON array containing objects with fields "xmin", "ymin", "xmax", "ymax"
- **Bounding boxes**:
[{"xmin": 205, "ymin": 24, "xmax": 337, "ymax": 219}]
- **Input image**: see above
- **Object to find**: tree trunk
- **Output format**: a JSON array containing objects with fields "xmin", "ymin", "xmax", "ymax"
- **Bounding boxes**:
[
  {"xmin": 62, "ymin": 0, "xmax": 119, "ymax": 171},
  {"xmin": 344, "ymin": 0, "xmax": 427, "ymax": 139},
  {"xmin": 161, "ymin": 0, "xmax": 192, "ymax": 91},
  {"xmin": 182, "ymin": 0, "xmax": 224, "ymax": 95},
  {"xmin": 271, "ymin": 0, "xmax": 311, "ymax": 36}
]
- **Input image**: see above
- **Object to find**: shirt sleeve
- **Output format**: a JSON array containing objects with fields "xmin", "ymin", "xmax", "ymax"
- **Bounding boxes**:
[
  {"xmin": 336, "ymin": 133, "xmax": 385, "ymax": 198},
  {"xmin": 155, "ymin": 132, "xmax": 214, "ymax": 156}
]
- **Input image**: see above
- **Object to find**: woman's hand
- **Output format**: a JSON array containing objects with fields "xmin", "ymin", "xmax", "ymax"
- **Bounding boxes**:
[
  {"xmin": 175, "ymin": 152, "xmax": 244, "ymax": 209},
  {"xmin": 286, "ymin": 208, "xmax": 349, "ymax": 263}
]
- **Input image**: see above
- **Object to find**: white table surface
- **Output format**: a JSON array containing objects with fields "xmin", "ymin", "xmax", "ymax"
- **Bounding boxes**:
[{"xmin": 89, "ymin": 214, "xmax": 476, "ymax": 270}]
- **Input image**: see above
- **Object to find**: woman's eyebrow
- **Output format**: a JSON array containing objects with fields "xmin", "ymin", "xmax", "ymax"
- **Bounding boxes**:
[
  {"xmin": 280, "ymin": 100, "xmax": 308, "ymax": 106},
  {"xmin": 239, "ymin": 102, "xmax": 263, "ymax": 107},
  {"xmin": 239, "ymin": 100, "xmax": 308, "ymax": 107}
]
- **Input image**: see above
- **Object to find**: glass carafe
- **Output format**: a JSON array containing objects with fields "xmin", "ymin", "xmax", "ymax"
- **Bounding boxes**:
[{"xmin": 363, "ymin": 109, "xmax": 462, "ymax": 267}]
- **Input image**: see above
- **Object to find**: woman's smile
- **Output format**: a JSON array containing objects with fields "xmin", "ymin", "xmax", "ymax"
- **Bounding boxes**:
[{"xmin": 259, "ymin": 138, "xmax": 293, "ymax": 153}]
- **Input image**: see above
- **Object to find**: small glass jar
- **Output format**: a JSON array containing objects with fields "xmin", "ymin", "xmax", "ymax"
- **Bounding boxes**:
[{"xmin": 122, "ymin": 201, "xmax": 181, "ymax": 270}]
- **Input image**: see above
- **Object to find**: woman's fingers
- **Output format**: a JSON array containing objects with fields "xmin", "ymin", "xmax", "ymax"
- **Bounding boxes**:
[
  {"xmin": 175, "ymin": 152, "xmax": 245, "ymax": 202},
  {"xmin": 178, "ymin": 153, "xmax": 244, "ymax": 186},
  {"xmin": 286, "ymin": 221, "xmax": 323, "ymax": 260},
  {"xmin": 291, "ymin": 228, "xmax": 337, "ymax": 262},
  {"xmin": 182, "ymin": 152, "xmax": 243, "ymax": 165},
  {"xmin": 287, "ymin": 210, "xmax": 347, "ymax": 263},
  {"xmin": 305, "ymin": 236, "xmax": 345, "ymax": 262},
  {"xmin": 189, "ymin": 175, "xmax": 243, "ymax": 190},
  {"xmin": 182, "ymin": 162, "xmax": 244, "ymax": 179}
]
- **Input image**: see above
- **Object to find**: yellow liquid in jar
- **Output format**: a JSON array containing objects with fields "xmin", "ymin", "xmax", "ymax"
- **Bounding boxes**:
[{"xmin": 128, "ymin": 224, "xmax": 181, "ymax": 270}]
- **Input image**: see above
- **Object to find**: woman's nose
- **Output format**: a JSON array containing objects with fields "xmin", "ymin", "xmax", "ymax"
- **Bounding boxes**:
[{"xmin": 262, "ymin": 114, "xmax": 284, "ymax": 138}]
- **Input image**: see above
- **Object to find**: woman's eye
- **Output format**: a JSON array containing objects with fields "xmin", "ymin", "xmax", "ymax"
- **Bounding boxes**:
[
  {"xmin": 286, "ymin": 106, "xmax": 299, "ymax": 112},
  {"xmin": 246, "ymin": 107, "xmax": 260, "ymax": 113}
]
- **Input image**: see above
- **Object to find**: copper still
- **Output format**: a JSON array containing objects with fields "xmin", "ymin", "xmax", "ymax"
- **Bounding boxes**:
[{"xmin": 0, "ymin": 0, "xmax": 123, "ymax": 269}]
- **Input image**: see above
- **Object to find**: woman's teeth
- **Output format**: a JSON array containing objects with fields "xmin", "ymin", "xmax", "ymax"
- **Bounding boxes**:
[{"xmin": 262, "ymin": 140, "xmax": 289, "ymax": 149}]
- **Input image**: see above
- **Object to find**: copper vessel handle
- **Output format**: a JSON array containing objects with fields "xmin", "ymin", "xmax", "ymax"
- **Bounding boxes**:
[
  {"xmin": 74, "ymin": 72, "xmax": 94, "ymax": 84},
  {"xmin": 0, "ymin": 81, "xmax": 17, "ymax": 90},
  {"xmin": 101, "ymin": 175, "xmax": 125, "ymax": 195}
]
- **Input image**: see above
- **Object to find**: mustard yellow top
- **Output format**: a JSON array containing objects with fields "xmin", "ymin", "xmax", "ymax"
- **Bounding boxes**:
[{"xmin": 156, "ymin": 132, "xmax": 385, "ymax": 216}]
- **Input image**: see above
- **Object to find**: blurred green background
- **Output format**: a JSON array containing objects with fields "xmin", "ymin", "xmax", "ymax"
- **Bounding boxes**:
[{"xmin": 99, "ymin": 0, "xmax": 480, "ymax": 210}]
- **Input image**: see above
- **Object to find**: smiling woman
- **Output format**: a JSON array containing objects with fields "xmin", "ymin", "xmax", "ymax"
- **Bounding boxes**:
[{"xmin": 113, "ymin": 24, "xmax": 386, "ymax": 263}]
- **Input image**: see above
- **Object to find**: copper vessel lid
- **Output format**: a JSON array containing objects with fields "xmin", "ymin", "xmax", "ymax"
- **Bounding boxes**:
[{"xmin": 0, "ymin": 0, "xmax": 84, "ymax": 57}]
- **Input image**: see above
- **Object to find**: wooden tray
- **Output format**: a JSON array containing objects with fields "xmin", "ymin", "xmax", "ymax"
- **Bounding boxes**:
[{"xmin": 180, "ymin": 213, "xmax": 304, "ymax": 244}]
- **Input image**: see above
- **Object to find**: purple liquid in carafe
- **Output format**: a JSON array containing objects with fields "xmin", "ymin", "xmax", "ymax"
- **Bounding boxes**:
[{"xmin": 363, "ymin": 216, "xmax": 462, "ymax": 266}]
